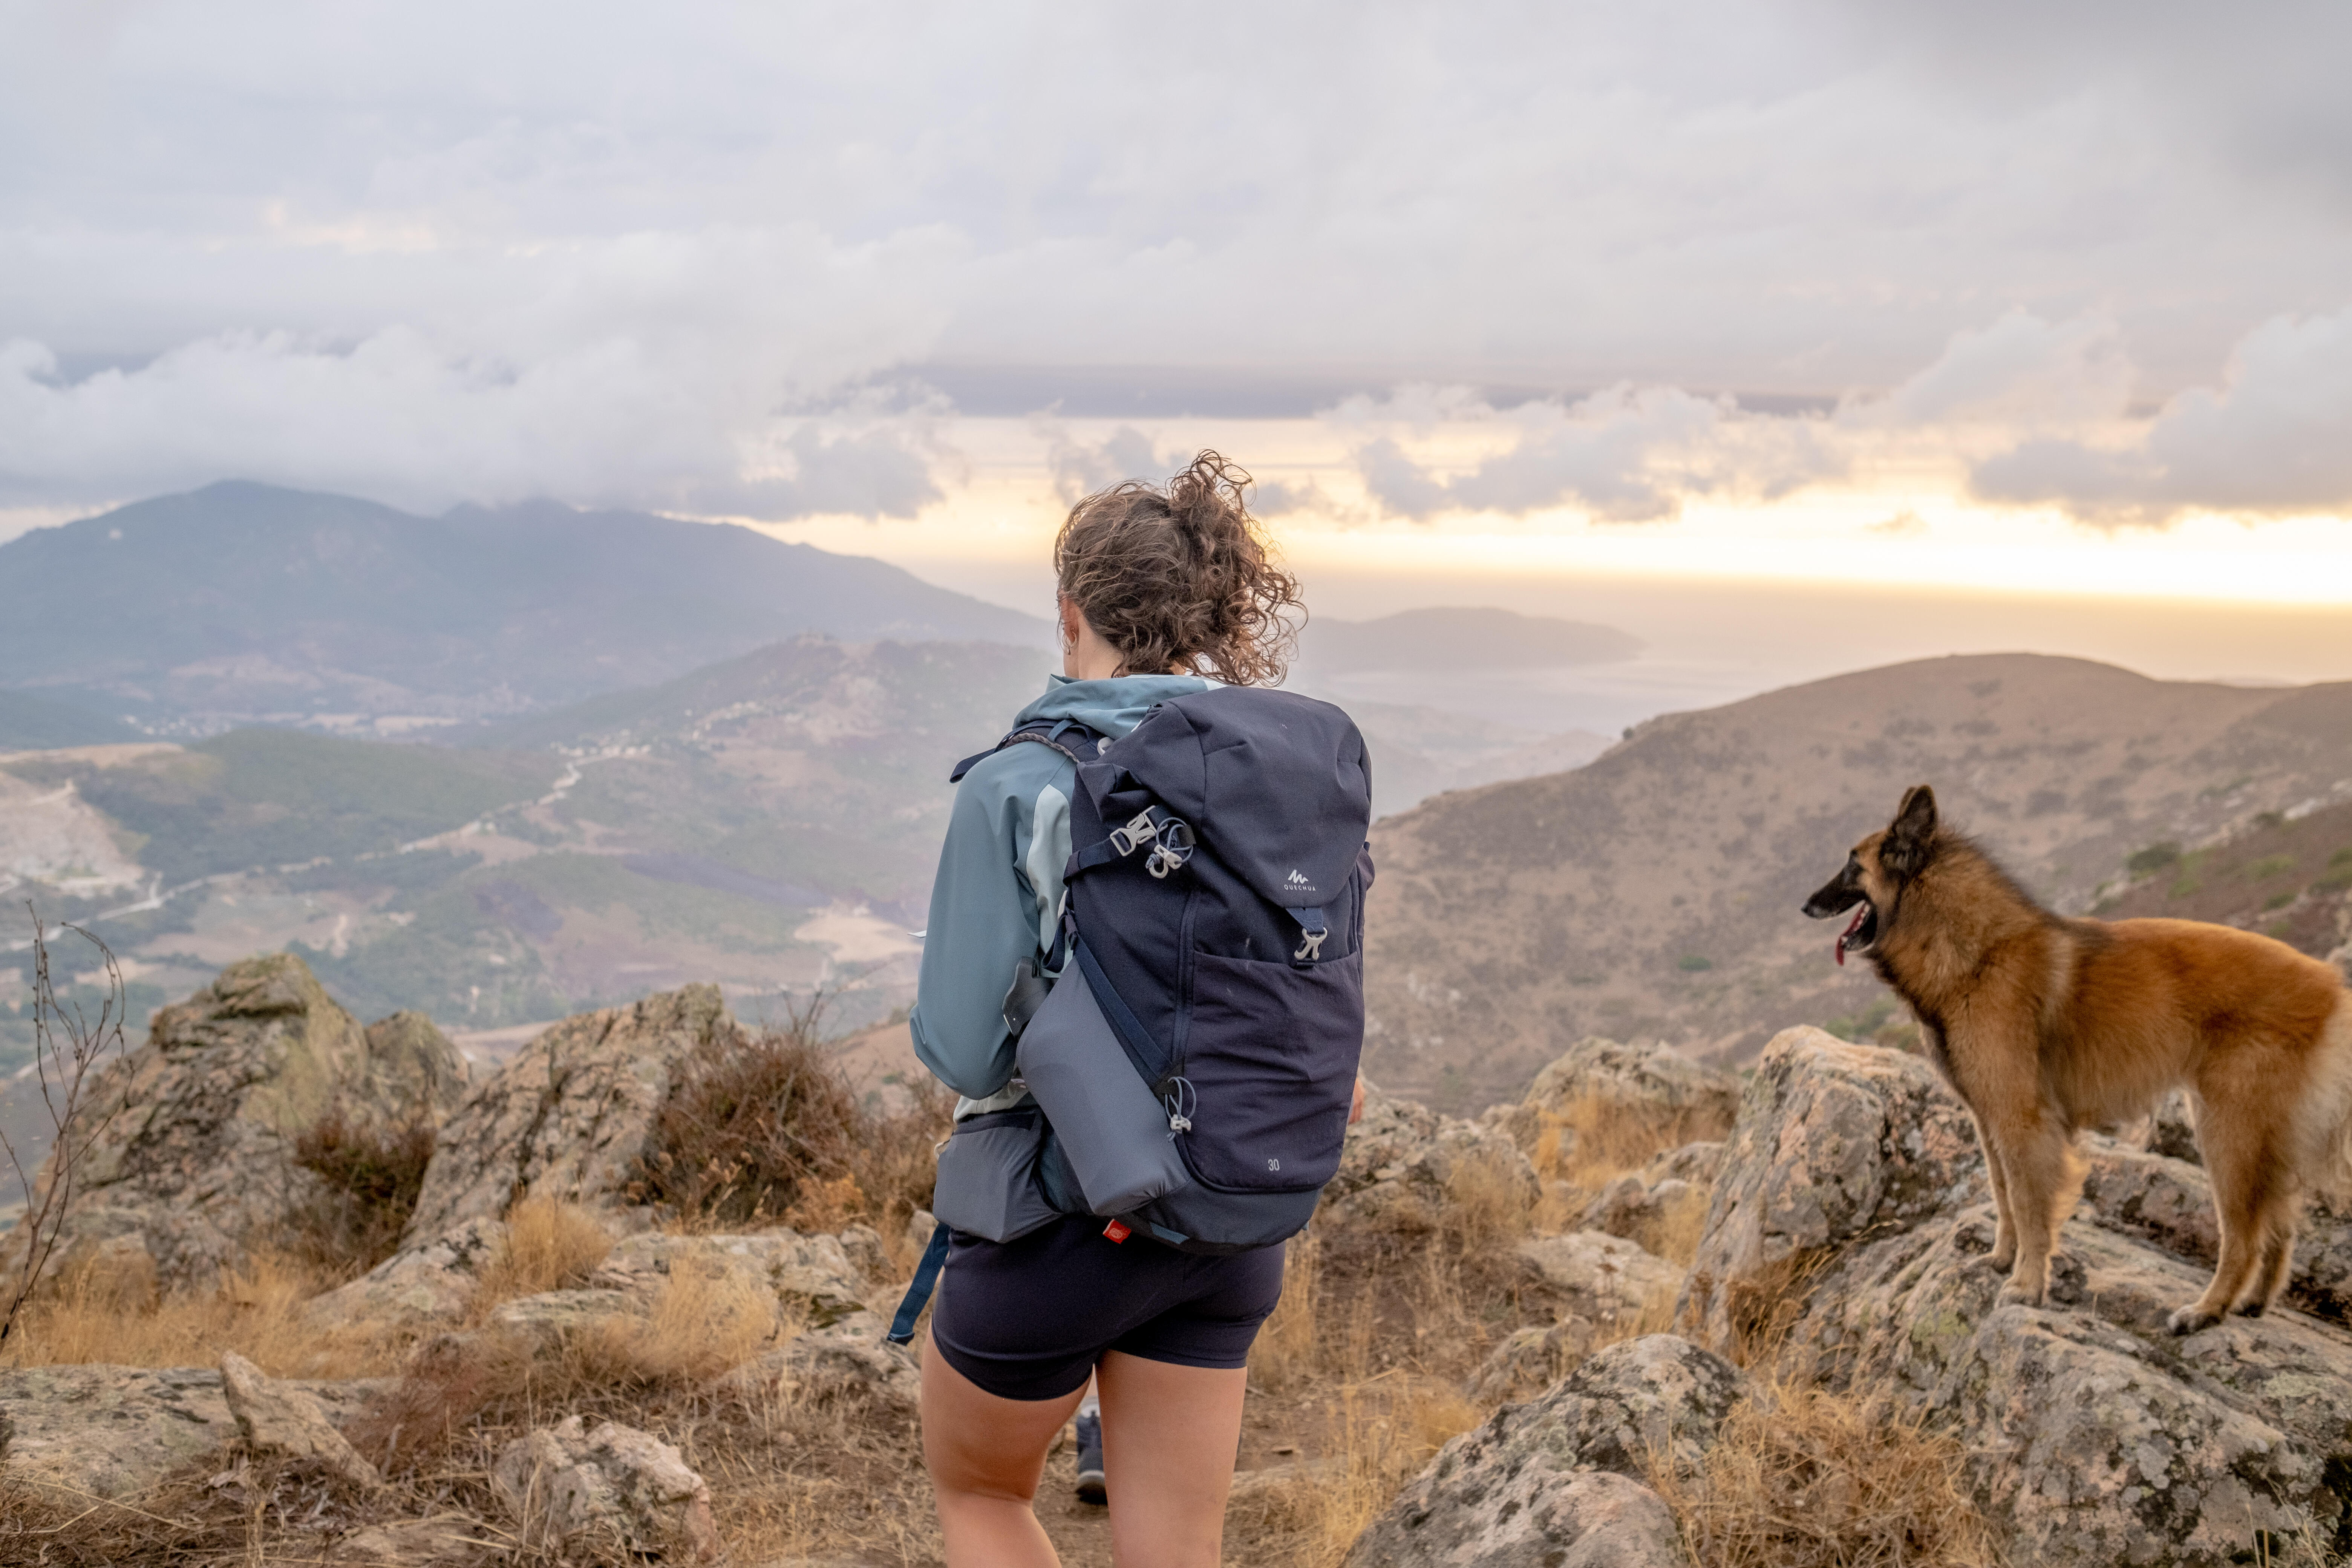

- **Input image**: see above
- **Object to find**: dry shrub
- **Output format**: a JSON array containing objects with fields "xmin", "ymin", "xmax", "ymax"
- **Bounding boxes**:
[
  {"xmin": 634, "ymin": 996, "xmax": 951, "ymax": 1236},
  {"xmin": 1649, "ymin": 1183, "xmax": 1713, "ymax": 1268},
  {"xmin": 1250, "ymin": 1376, "xmax": 1483, "ymax": 1568},
  {"xmin": 1648, "ymin": 1378, "xmax": 2000, "ymax": 1568},
  {"xmin": 1441, "ymin": 1147, "xmax": 1535, "ymax": 1247},
  {"xmin": 571, "ymin": 1259, "xmax": 783, "ymax": 1388},
  {"xmin": 0, "ymin": 1454, "xmax": 383, "ymax": 1567},
  {"xmin": 1712, "ymin": 1248, "xmax": 1832, "ymax": 1367},
  {"xmin": 0, "ymin": 1248, "xmax": 392, "ymax": 1378},
  {"xmin": 1534, "ymin": 1090, "xmax": 1730, "ymax": 1193},
  {"xmin": 285, "ymin": 1106, "xmax": 436, "ymax": 1277},
  {"xmin": 472, "ymin": 1195, "xmax": 613, "ymax": 1311}
]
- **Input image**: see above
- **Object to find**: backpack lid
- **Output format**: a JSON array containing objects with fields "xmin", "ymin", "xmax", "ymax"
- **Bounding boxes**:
[{"xmin": 1080, "ymin": 687, "xmax": 1370, "ymax": 908}]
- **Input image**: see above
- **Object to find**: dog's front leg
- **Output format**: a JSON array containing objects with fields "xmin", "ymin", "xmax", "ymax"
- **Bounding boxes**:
[
  {"xmin": 1969, "ymin": 1110, "xmax": 2019, "ymax": 1273},
  {"xmin": 1990, "ymin": 1098, "xmax": 2083, "ymax": 1309}
]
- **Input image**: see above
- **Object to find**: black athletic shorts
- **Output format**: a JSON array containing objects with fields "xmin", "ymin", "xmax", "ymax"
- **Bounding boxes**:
[{"xmin": 929, "ymin": 1216, "xmax": 1287, "ymax": 1402}]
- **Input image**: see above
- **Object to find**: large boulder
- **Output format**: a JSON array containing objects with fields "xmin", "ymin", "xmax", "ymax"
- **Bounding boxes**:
[
  {"xmin": 1348, "ymin": 1336, "xmax": 1739, "ymax": 1567},
  {"xmin": 1686, "ymin": 1024, "xmax": 2352, "ymax": 1566},
  {"xmin": 0, "ymin": 954, "xmax": 467, "ymax": 1289},
  {"xmin": 402, "ymin": 984, "xmax": 741, "ymax": 1244}
]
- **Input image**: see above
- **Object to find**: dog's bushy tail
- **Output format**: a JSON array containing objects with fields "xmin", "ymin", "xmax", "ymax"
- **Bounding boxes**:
[{"xmin": 2305, "ymin": 1002, "xmax": 2352, "ymax": 1204}]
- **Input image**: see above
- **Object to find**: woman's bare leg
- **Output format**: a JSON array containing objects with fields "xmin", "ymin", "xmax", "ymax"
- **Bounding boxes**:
[
  {"xmin": 921, "ymin": 1328, "xmax": 1088, "ymax": 1566},
  {"xmin": 1095, "ymin": 1350, "xmax": 1249, "ymax": 1568}
]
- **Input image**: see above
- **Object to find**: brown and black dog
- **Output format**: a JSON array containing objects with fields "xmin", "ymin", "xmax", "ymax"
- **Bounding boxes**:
[{"xmin": 1804, "ymin": 784, "xmax": 2352, "ymax": 1332}]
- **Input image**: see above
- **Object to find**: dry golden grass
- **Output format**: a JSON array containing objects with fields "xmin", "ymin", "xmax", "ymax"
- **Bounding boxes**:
[
  {"xmin": 1441, "ymin": 1146, "xmax": 1536, "ymax": 1246},
  {"xmin": 1531, "ymin": 1090, "xmax": 1730, "ymax": 1194},
  {"xmin": 470, "ymin": 1196, "xmax": 614, "ymax": 1312},
  {"xmin": 1252, "ymin": 1233, "xmax": 1323, "ymax": 1392},
  {"xmin": 0, "ymin": 1248, "xmax": 396, "ymax": 1379},
  {"xmin": 1647, "ymin": 1376, "xmax": 2001, "ymax": 1568},
  {"xmin": 1239, "ymin": 1375, "xmax": 1483, "ymax": 1568},
  {"xmin": 1649, "ymin": 1183, "xmax": 1713, "ymax": 1268},
  {"xmin": 571, "ymin": 1258, "xmax": 784, "ymax": 1388}
]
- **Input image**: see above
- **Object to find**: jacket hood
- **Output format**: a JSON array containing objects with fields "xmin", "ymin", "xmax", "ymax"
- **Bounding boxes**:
[{"xmin": 1013, "ymin": 672, "xmax": 1213, "ymax": 740}]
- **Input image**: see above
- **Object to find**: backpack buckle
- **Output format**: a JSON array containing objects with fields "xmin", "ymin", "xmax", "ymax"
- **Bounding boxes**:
[
  {"xmin": 1293, "ymin": 927, "xmax": 1328, "ymax": 962},
  {"xmin": 1109, "ymin": 809, "xmax": 1160, "ymax": 856}
]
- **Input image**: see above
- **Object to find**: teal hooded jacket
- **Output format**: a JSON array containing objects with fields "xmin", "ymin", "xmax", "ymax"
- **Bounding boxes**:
[{"xmin": 909, "ymin": 672, "xmax": 1212, "ymax": 1110}]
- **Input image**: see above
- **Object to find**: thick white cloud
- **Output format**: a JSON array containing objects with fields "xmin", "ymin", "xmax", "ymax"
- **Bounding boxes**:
[
  {"xmin": 1343, "ymin": 386, "xmax": 1844, "ymax": 524},
  {"xmin": 0, "ymin": 0, "xmax": 2349, "ymax": 515},
  {"xmin": 1972, "ymin": 309, "xmax": 2352, "ymax": 523}
]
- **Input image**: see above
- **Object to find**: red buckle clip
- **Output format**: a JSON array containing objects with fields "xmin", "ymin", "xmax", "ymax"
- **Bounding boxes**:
[{"xmin": 1102, "ymin": 1219, "xmax": 1132, "ymax": 1243}]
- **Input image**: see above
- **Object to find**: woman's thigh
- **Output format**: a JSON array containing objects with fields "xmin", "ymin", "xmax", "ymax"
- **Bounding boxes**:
[
  {"xmin": 920, "ymin": 1328, "xmax": 1087, "ymax": 1502},
  {"xmin": 1095, "ymin": 1350, "xmax": 1250, "ymax": 1568}
]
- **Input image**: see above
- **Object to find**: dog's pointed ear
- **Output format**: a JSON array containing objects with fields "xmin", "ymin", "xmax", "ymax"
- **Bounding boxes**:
[{"xmin": 1883, "ymin": 784, "xmax": 1938, "ymax": 876}]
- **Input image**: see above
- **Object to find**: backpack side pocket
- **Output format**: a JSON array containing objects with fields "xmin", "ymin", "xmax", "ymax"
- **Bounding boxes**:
[{"xmin": 931, "ymin": 1104, "xmax": 1062, "ymax": 1243}]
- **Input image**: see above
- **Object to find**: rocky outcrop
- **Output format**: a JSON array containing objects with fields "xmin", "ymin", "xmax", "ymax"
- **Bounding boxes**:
[
  {"xmin": 0, "ymin": 954, "xmax": 467, "ymax": 1289},
  {"xmin": 1684, "ymin": 1024, "xmax": 2352, "ymax": 1566},
  {"xmin": 0, "ymin": 1363, "xmax": 385, "ymax": 1499},
  {"xmin": 220, "ymin": 1351, "xmax": 381, "ymax": 1488},
  {"xmin": 1319, "ymin": 1086, "xmax": 1538, "ymax": 1233},
  {"xmin": 493, "ymin": 1415, "xmax": 718, "ymax": 1561},
  {"xmin": 1349, "ymin": 1336, "xmax": 1739, "ymax": 1568},
  {"xmin": 402, "ymin": 985, "xmax": 740, "ymax": 1244},
  {"xmin": 1579, "ymin": 1139, "xmax": 1723, "ymax": 1245}
]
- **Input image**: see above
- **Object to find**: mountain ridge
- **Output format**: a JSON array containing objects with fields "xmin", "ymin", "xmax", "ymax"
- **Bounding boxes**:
[{"xmin": 0, "ymin": 481, "xmax": 1049, "ymax": 732}]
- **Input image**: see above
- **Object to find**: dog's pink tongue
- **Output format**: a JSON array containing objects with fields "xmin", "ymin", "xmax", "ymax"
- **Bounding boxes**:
[{"xmin": 1836, "ymin": 904, "xmax": 1867, "ymax": 967}]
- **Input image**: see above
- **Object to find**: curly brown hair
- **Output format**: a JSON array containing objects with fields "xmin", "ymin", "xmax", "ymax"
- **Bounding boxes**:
[{"xmin": 1054, "ymin": 450, "xmax": 1305, "ymax": 686}]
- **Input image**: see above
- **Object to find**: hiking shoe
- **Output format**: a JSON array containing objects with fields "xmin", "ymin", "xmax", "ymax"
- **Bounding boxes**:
[{"xmin": 1073, "ymin": 1412, "xmax": 1106, "ymax": 1505}]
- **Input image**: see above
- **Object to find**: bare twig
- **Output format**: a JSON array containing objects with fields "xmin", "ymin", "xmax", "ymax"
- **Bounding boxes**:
[{"xmin": 0, "ymin": 904, "xmax": 133, "ymax": 1343}]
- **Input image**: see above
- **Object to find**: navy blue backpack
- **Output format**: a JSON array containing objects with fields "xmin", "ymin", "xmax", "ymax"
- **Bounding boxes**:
[{"xmin": 890, "ymin": 686, "xmax": 1372, "ymax": 1339}]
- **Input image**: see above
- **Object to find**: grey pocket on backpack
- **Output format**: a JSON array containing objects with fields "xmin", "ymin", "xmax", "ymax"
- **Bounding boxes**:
[
  {"xmin": 1016, "ymin": 975, "xmax": 1194, "ymax": 1216},
  {"xmin": 930, "ymin": 1107, "xmax": 1062, "ymax": 1243}
]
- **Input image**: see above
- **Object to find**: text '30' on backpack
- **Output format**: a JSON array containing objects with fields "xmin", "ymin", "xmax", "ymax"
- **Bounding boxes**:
[{"xmin": 923, "ymin": 685, "xmax": 1372, "ymax": 1262}]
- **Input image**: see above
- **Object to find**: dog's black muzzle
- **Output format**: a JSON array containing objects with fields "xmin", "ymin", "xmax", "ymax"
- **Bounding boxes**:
[{"xmin": 1802, "ymin": 865, "xmax": 1866, "ymax": 920}]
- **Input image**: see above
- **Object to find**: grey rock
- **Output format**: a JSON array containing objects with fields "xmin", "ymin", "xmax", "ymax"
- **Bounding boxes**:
[
  {"xmin": 493, "ymin": 1414, "xmax": 717, "ymax": 1561},
  {"xmin": 1320, "ymin": 1086, "xmax": 1538, "ymax": 1234},
  {"xmin": 219, "ymin": 1351, "xmax": 380, "ymax": 1488},
  {"xmin": 1678, "ymin": 1025, "xmax": 1985, "ymax": 1348},
  {"xmin": 404, "ymin": 984, "xmax": 740, "ymax": 1243},
  {"xmin": 1348, "ymin": 1336, "xmax": 1736, "ymax": 1567},
  {"xmin": 0, "ymin": 1364, "xmax": 233, "ymax": 1498},
  {"xmin": 1516, "ymin": 1230, "xmax": 1681, "ymax": 1325},
  {"xmin": 305, "ymin": 1214, "xmax": 508, "ymax": 1332},
  {"xmin": 0, "ymin": 953, "xmax": 467, "ymax": 1288}
]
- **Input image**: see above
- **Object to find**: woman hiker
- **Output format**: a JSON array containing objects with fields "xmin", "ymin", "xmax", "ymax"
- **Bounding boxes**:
[{"xmin": 906, "ymin": 452, "xmax": 1361, "ymax": 1567}]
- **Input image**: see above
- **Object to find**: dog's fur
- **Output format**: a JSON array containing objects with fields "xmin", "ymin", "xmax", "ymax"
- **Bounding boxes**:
[{"xmin": 1804, "ymin": 785, "xmax": 2352, "ymax": 1332}]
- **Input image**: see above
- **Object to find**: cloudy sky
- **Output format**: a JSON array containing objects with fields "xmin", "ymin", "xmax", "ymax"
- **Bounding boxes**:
[{"xmin": 5, "ymin": 0, "xmax": 2351, "ymax": 658}]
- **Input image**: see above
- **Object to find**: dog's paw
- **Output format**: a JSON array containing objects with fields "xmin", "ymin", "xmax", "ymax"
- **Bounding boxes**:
[
  {"xmin": 2231, "ymin": 1299, "xmax": 2268, "ymax": 1320},
  {"xmin": 1986, "ymin": 1246, "xmax": 2017, "ymax": 1274},
  {"xmin": 2168, "ymin": 1304, "xmax": 2224, "ymax": 1336},
  {"xmin": 1995, "ymin": 1279, "xmax": 2046, "ymax": 1310}
]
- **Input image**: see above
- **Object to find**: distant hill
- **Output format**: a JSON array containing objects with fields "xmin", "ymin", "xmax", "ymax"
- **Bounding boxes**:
[
  {"xmin": 0, "ymin": 482, "xmax": 1048, "ymax": 732},
  {"xmin": 1360, "ymin": 654, "xmax": 2352, "ymax": 1111},
  {"xmin": 1, "ymin": 638, "xmax": 1051, "ymax": 1042},
  {"xmin": 0, "ymin": 690, "xmax": 140, "ymax": 750}
]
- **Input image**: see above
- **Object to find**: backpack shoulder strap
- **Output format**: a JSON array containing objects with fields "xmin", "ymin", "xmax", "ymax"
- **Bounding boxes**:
[{"xmin": 948, "ymin": 717, "xmax": 1110, "ymax": 783}]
